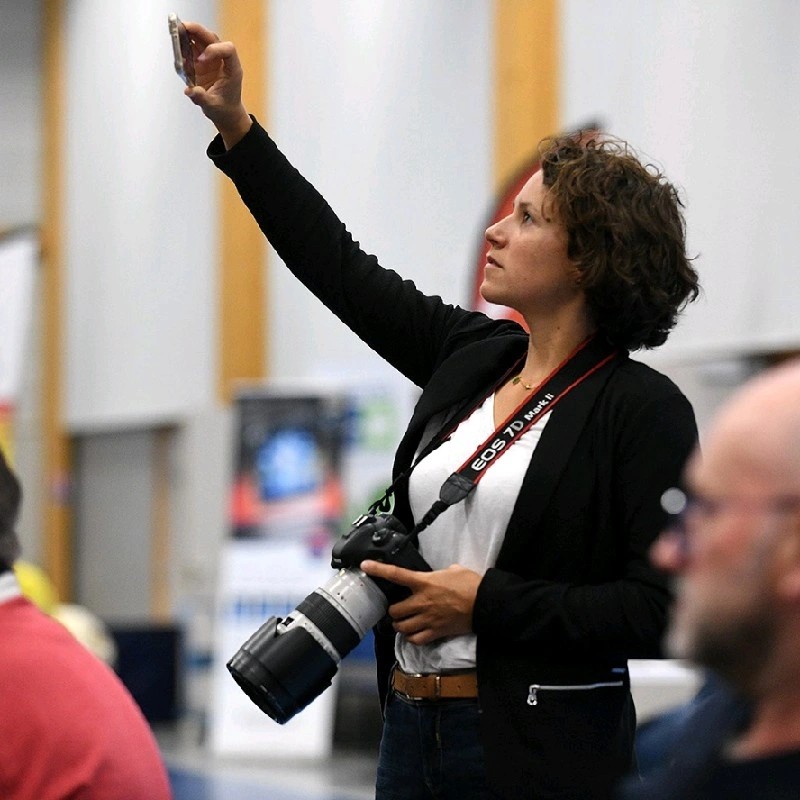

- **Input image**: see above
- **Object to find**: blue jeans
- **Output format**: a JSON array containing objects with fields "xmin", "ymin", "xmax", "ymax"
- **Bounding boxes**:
[{"xmin": 375, "ymin": 690, "xmax": 490, "ymax": 800}]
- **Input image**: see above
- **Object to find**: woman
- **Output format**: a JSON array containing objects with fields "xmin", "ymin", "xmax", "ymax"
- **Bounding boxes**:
[{"xmin": 183, "ymin": 22, "xmax": 699, "ymax": 800}]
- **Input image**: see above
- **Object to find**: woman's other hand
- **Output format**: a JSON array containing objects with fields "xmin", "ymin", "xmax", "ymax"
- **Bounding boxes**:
[
  {"xmin": 360, "ymin": 561, "xmax": 482, "ymax": 645},
  {"xmin": 182, "ymin": 21, "xmax": 252, "ymax": 149}
]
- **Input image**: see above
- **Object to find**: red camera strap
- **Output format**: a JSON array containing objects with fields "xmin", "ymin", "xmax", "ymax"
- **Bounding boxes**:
[{"xmin": 410, "ymin": 334, "xmax": 618, "ymax": 537}]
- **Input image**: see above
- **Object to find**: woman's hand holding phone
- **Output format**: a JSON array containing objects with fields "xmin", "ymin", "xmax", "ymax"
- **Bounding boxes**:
[
  {"xmin": 177, "ymin": 19, "xmax": 252, "ymax": 149},
  {"xmin": 168, "ymin": 14, "xmax": 195, "ymax": 86}
]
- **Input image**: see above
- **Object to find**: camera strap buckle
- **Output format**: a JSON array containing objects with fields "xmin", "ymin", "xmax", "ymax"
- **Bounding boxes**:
[{"xmin": 368, "ymin": 487, "xmax": 395, "ymax": 516}]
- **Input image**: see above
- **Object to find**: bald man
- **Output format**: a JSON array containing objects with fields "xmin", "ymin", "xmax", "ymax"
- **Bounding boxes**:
[{"xmin": 620, "ymin": 359, "xmax": 800, "ymax": 799}]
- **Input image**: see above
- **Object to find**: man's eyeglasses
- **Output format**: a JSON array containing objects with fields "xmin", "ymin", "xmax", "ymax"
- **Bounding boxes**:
[{"xmin": 660, "ymin": 487, "xmax": 800, "ymax": 555}]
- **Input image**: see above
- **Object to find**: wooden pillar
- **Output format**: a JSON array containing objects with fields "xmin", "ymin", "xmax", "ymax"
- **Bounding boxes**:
[
  {"xmin": 217, "ymin": 0, "xmax": 269, "ymax": 402},
  {"xmin": 493, "ymin": 0, "xmax": 560, "ymax": 192},
  {"xmin": 40, "ymin": 0, "xmax": 72, "ymax": 600}
]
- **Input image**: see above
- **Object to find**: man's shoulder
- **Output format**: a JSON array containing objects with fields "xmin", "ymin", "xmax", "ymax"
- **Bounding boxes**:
[{"xmin": 618, "ymin": 680, "xmax": 749, "ymax": 800}]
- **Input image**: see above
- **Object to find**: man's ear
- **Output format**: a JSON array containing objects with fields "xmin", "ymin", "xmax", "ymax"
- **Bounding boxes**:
[
  {"xmin": 776, "ymin": 513, "xmax": 800, "ymax": 601},
  {"xmin": 778, "ymin": 566, "xmax": 800, "ymax": 602}
]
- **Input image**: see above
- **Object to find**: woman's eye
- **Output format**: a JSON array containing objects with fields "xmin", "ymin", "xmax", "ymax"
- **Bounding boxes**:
[{"xmin": 521, "ymin": 211, "xmax": 533, "ymax": 224}]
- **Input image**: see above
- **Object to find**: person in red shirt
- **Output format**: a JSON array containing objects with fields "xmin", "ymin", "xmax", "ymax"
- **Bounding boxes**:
[{"xmin": 0, "ymin": 447, "xmax": 172, "ymax": 800}]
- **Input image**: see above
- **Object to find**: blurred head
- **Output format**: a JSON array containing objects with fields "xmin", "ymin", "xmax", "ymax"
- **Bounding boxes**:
[
  {"xmin": 655, "ymin": 361, "xmax": 800, "ymax": 695},
  {"xmin": 0, "ymin": 446, "xmax": 21, "ymax": 573},
  {"xmin": 538, "ymin": 134, "xmax": 699, "ymax": 351}
]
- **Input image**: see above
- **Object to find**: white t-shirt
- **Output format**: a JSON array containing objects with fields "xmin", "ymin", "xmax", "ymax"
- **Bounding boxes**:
[{"xmin": 397, "ymin": 392, "xmax": 550, "ymax": 673}]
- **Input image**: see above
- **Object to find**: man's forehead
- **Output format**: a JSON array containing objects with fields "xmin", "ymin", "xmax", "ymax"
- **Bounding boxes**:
[{"xmin": 691, "ymin": 401, "xmax": 792, "ymax": 495}]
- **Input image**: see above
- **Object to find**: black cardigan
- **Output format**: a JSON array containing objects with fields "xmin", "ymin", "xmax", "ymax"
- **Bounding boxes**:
[{"xmin": 210, "ymin": 122, "xmax": 698, "ymax": 799}]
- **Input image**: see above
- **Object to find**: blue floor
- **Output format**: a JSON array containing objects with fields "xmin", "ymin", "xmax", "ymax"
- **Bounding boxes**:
[
  {"xmin": 168, "ymin": 767, "xmax": 376, "ymax": 800},
  {"xmin": 164, "ymin": 748, "xmax": 375, "ymax": 800},
  {"xmin": 158, "ymin": 667, "xmax": 380, "ymax": 800},
  {"xmin": 169, "ymin": 765, "xmax": 370, "ymax": 800},
  {"xmin": 170, "ymin": 767, "xmax": 277, "ymax": 800}
]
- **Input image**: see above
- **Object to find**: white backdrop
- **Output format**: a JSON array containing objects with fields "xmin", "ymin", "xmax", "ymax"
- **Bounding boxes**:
[
  {"xmin": 0, "ymin": 233, "xmax": 37, "ymax": 403},
  {"xmin": 64, "ymin": 0, "xmax": 217, "ymax": 429},
  {"xmin": 1, "ymin": 1, "xmax": 798, "ymax": 428},
  {"xmin": 267, "ymin": 0, "xmax": 493, "ymax": 385},
  {"xmin": 57, "ymin": 0, "xmax": 800, "ymax": 425},
  {"xmin": 61, "ymin": 0, "xmax": 493, "ymax": 425},
  {"xmin": 562, "ymin": 0, "xmax": 800, "ymax": 361},
  {"xmin": 0, "ymin": 0, "xmax": 41, "ymax": 228}
]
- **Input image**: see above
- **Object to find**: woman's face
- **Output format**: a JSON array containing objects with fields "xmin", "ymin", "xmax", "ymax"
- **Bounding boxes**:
[{"xmin": 480, "ymin": 170, "xmax": 583, "ymax": 320}]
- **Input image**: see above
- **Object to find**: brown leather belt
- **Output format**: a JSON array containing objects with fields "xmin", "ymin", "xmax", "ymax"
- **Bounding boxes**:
[{"xmin": 391, "ymin": 667, "xmax": 478, "ymax": 700}]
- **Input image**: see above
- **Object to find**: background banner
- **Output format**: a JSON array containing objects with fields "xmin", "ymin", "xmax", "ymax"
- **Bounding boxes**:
[
  {"xmin": 210, "ymin": 389, "xmax": 347, "ymax": 757},
  {"xmin": 209, "ymin": 381, "xmax": 414, "ymax": 757}
]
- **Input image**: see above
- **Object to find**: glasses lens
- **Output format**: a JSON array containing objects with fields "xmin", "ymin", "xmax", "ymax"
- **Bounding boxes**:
[{"xmin": 661, "ymin": 487, "xmax": 688, "ymax": 516}]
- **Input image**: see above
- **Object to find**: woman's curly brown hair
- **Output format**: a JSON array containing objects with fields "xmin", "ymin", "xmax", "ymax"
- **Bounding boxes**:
[{"xmin": 539, "ymin": 134, "xmax": 699, "ymax": 350}]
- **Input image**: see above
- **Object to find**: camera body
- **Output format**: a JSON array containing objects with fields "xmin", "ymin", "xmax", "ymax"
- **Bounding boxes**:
[
  {"xmin": 227, "ymin": 512, "xmax": 430, "ymax": 724},
  {"xmin": 331, "ymin": 512, "xmax": 432, "ymax": 604}
]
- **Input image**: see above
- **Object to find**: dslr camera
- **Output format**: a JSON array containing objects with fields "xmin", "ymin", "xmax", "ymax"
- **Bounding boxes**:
[{"xmin": 226, "ymin": 512, "xmax": 431, "ymax": 724}]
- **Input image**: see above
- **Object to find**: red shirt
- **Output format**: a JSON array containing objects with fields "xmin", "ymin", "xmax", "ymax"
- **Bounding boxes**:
[{"xmin": 0, "ymin": 595, "xmax": 172, "ymax": 799}]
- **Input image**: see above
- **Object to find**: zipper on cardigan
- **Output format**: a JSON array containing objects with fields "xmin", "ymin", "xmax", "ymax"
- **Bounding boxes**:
[{"xmin": 526, "ymin": 680, "xmax": 625, "ymax": 706}]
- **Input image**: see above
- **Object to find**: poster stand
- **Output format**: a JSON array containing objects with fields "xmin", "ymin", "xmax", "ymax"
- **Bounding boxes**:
[{"xmin": 209, "ymin": 382, "xmax": 412, "ymax": 757}]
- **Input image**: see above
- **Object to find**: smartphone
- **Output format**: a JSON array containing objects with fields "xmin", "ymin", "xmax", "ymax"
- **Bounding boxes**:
[{"xmin": 168, "ymin": 13, "xmax": 195, "ymax": 86}]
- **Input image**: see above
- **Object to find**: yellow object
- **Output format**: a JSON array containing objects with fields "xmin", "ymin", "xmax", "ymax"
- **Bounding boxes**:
[
  {"xmin": 0, "ymin": 403, "xmax": 13, "ymax": 463},
  {"xmin": 14, "ymin": 560, "xmax": 59, "ymax": 613}
]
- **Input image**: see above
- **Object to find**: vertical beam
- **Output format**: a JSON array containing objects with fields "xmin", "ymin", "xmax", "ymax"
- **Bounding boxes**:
[
  {"xmin": 217, "ymin": 0, "xmax": 268, "ymax": 402},
  {"xmin": 40, "ymin": 0, "xmax": 72, "ymax": 600},
  {"xmin": 150, "ymin": 427, "xmax": 173, "ymax": 621},
  {"xmin": 493, "ymin": 0, "xmax": 560, "ymax": 192}
]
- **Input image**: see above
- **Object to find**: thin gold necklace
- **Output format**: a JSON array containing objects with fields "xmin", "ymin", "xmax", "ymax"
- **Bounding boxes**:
[{"xmin": 512, "ymin": 374, "xmax": 535, "ymax": 391}]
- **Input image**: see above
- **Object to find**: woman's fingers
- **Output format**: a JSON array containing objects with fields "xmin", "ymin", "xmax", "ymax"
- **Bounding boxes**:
[{"xmin": 181, "ymin": 20, "xmax": 220, "ymax": 47}]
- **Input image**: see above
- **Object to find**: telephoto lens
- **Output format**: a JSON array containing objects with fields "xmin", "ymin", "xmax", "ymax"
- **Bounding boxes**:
[
  {"xmin": 227, "ymin": 512, "xmax": 430, "ymax": 723},
  {"xmin": 227, "ymin": 567, "xmax": 388, "ymax": 724}
]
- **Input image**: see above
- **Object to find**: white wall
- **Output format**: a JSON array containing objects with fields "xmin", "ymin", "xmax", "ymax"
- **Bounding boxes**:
[
  {"xmin": 0, "ymin": 0, "xmax": 41, "ymax": 228},
  {"xmin": 267, "ymin": 0, "xmax": 493, "ymax": 385},
  {"xmin": 59, "ymin": 0, "xmax": 492, "ymax": 424},
  {"xmin": 0, "ymin": 0, "xmax": 43, "ymax": 563},
  {"xmin": 64, "ymin": 0, "xmax": 217, "ymax": 429},
  {"xmin": 562, "ymin": 0, "xmax": 800, "ymax": 362},
  {"xmin": 6, "ymin": 3, "xmax": 800, "ymax": 415}
]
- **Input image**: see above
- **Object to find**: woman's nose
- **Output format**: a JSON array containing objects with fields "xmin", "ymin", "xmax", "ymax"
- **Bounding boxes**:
[{"xmin": 485, "ymin": 218, "xmax": 505, "ymax": 246}]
